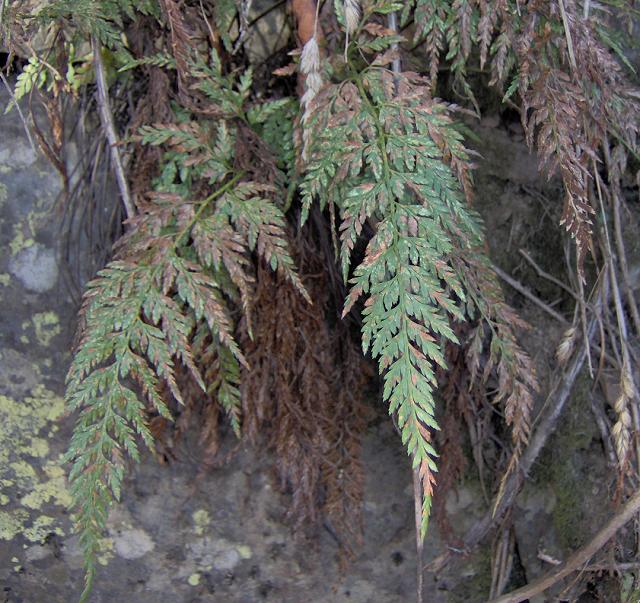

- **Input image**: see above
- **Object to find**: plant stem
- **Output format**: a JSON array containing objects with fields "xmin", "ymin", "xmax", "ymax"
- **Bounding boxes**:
[
  {"xmin": 173, "ymin": 171, "xmax": 245, "ymax": 249},
  {"xmin": 92, "ymin": 35, "xmax": 135, "ymax": 221},
  {"xmin": 488, "ymin": 487, "xmax": 640, "ymax": 603}
]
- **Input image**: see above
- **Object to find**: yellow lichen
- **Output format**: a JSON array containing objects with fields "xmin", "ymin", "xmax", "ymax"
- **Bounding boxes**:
[
  {"xmin": 23, "ymin": 515, "xmax": 63, "ymax": 542},
  {"xmin": 21, "ymin": 459, "xmax": 72, "ymax": 509},
  {"xmin": 31, "ymin": 312, "xmax": 61, "ymax": 347},
  {"xmin": 0, "ymin": 273, "xmax": 10, "ymax": 287},
  {"xmin": 192, "ymin": 509, "xmax": 211, "ymax": 535},
  {"xmin": 188, "ymin": 573, "xmax": 201, "ymax": 586},
  {"xmin": 0, "ymin": 509, "xmax": 28, "ymax": 540},
  {"xmin": 237, "ymin": 545, "xmax": 252, "ymax": 560},
  {"xmin": 97, "ymin": 537, "xmax": 114, "ymax": 566},
  {"xmin": 9, "ymin": 226, "xmax": 35, "ymax": 256},
  {"xmin": 0, "ymin": 384, "xmax": 69, "ymax": 543}
]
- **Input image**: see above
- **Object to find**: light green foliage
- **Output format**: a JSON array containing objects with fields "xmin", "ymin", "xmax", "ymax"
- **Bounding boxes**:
[
  {"xmin": 5, "ymin": 56, "xmax": 49, "ymax": 113},
  {"xmin": 117, "ymin": 52, "xmax": 177, "ymax": 73},
  {"xmin": 247, "ymin": 98, "xmax": 299, "ymax": 209},
  {"xmin": 64, "ymin": 51, "xmax": 306, "ymax": 599},
  {"xmin": 302, "ymin": 65, "xmax": 484, "ymax": 536},
  {"xmin": 212, "ymin": 0, "xmax": 238, "ymax": 53},
  {"xmin": 37, "ymin": 0, "xmax": 159, "ymax": 47}
]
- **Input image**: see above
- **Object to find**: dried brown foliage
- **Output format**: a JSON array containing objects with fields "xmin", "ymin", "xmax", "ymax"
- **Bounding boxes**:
[{"xmin": 239, "ymin": 224, "xmax": 369, "ymax": 553}]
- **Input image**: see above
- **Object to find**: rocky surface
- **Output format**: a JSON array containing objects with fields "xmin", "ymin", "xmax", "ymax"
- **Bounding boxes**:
[{"xmin": 0, "ymin": 85, "xmax": 625, "ymax": 603}]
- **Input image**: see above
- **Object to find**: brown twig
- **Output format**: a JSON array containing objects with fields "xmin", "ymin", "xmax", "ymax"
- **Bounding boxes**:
[
  {"xmin": 557, "ymin": 0, "xmax": 577, "ymax": 72},
  {"xmin": 413, "ymin": 468, "xmax": 424, "ymax": 603},
  {"xmin": 612, "ymin": 179, "xmax": 640, "ymax": 336},
  {"xmin": 92, "ymin": 36, "xmax": 135, "ymax": 220},
  {"xmin": 427, "ymin": 306, "xmax": 602, "ymax": 574},
  {"xmin": 490, "ymin": 527, "xmax": 514, "ymax": 598},
  {"xmin": 582, "ymin": 561, "xmax": 640, "ymax": 572},
  {"xmin": 487, "ymin": 488, "xmax": 640, "ymax": 603},
  {"xmin": 518, "ymin": 248, "xmax": 578, "ymax": 301},
  {"xmin": 594, "ymin": 160, "xmax": 640, "ymax": 471},
  {"xmin": 602, "ymin": 136, "xmax": 640, "ymax": 337},
  {"xmin": 590, "ymin": 394, "xmax": 617, "ymax": 467},
  {"xmin": 492, "ymin": 264, "xmax": 568, "ymax": 324}
]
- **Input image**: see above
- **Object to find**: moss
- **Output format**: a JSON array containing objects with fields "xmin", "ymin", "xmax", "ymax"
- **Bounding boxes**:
[
  {"xmin": 533, "ymin": 369, "xmax": 597, "ymax": 550},
  {"xmin": 0, "ymin": 273, "xmax": 10, "ymax": 287},
  {"xmin": 448, "ymin": 549, "xmax": 493, "ymax": 602}
]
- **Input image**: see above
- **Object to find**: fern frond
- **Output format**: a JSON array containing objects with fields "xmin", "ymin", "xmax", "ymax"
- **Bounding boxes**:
[
  {"xmin": 217, "ymin": 182, "xmax": 310, "ymax": 302},
  {"xmin": 304, "ymin": 68, "xmax": 483, "ymax": 536},
  {"xmin": 451, "ymin": 249, "xmax": 538, "ymax": 460},
  {"xmin": 65, "ymin": 257, "xmax": 197, "ymax": 588},
  {"xmin": 37, "ymin": 0, "xmax": 159, "ymax": 47},
  {"xmin": 118, "ymin": 52, "xmax": 176, "ymax": 72},
  {"xmin": 5, "ymin": 55, "xmax": 49, "ymax": 113}
]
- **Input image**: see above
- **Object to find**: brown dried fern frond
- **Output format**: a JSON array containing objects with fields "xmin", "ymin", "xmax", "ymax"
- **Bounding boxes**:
[
  {"xmin": 452, "ymin": 248, "xmax": 539, "ymax": 469},
  {"xmin": 240, "ymin": 222, "xmax": 369, "ymax": 552},
  {"xmin": 516, "ymin": 0, "xmax": 640, "ymax": 278}
]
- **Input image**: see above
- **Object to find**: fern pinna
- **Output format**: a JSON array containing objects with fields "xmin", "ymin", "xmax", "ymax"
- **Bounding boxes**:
[{"xmin": 64, "ymin": 52, "xmax": 305, "ymax": 598}]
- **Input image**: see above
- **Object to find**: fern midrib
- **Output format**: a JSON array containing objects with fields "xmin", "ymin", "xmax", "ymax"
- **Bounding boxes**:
[{"xmin": 173, "ymin": 170, "xmax": 246, "ymax": 249}]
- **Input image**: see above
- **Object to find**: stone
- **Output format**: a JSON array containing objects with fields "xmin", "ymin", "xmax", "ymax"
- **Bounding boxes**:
[
  {"xmin": 113, "ymin": 528, "xmax": 155, "ymax": 560},
  {"xmin": 212, "ymin": 548, "xmax": 241, "ymax": 571},
  {"xmin": 0, "ymin": 137, "xmax": 37, "ymax": 169},
  {"xmin": 9, "ymin": 244, "xmax": 58, "ymax": 293},
  {"xmin": 25, "ymin": 544, "xmax": 51, "ymax": 562}
]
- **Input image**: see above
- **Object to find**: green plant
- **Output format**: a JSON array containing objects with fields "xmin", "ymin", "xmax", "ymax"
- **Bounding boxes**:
[{"xmin": 3, "ymin": 0, "xmax": 639, "ymax": 600}]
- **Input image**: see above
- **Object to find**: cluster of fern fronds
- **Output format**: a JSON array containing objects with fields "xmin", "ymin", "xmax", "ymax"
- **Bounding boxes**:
[{"xmin": 2, "ymin": 0, "xmax": 639, "ymax": 600}]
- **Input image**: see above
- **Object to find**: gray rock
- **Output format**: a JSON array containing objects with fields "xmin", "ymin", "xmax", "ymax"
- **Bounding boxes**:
[
  {"xmin": 213, "ymin": 548, "xmax": 240, "ymax": 571},
  {"xmin": 25, "ymin": 544, "xmax": 52, "ymax": 562},
  {"xmin": 0, "ymin": 137, "xmax": 37, "ymax": 169},
  {"xmin": 113, "ymin": 528, "xmax": 155, "ymax": 560},
  {"xmin": 9, "ymin": 244, "xmax": 58, "ymax": 292}
]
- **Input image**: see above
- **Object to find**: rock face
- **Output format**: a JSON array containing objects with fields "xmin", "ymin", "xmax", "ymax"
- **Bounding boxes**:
[
  {"xmin": 9, "ymin": 244, "xmax": 59, "ymax": 293},
  {"xmin": 0, "ymin": 83, "xmax": 620, "ymax": 602}
]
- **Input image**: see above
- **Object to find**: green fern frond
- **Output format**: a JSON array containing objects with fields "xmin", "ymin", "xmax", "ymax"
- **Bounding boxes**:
[
  {"xmin": 303, "ymin": 68, "xmax": 484, "ymax": 536},
  {"xmin": 5, "ymin": 55, "xmax": 53, "ymax": 113},
  {"xmin": 37, "ymin": 0, "xmax": 159, "ymax": 46},
  {"xmin": 212, "ymin": 0, "xmax": 237, "ymax": 52},
  {"xmin": 118, "ymin": 52, "xmax": 177, "ymax": 72},
  {"xmin": 66, "ymin": 49, "xmax": 310, "ymax": 583}
]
